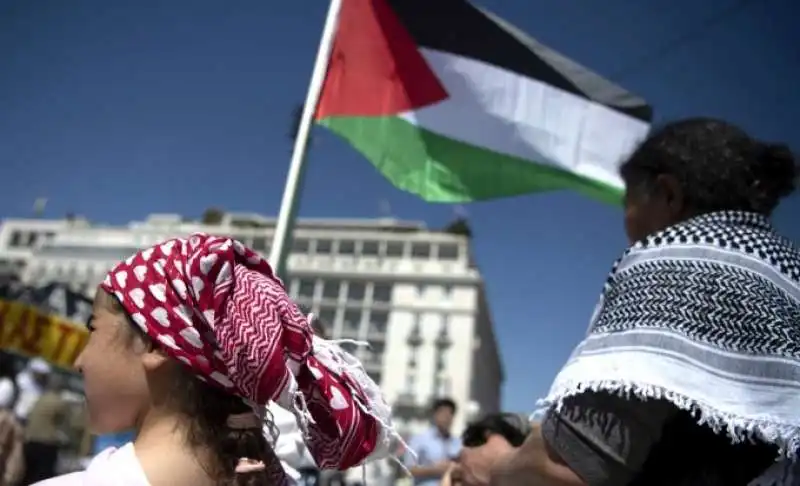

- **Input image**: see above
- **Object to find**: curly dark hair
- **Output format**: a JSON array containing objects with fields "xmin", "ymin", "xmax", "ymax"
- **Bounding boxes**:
[
  {"xmin": 169, "ymin": 364, "xmax": 285, "ymax": 486},
  {"xmin": 107, "ymin": 292, "xmax": 281, "ymax": 486},
  {"xmin": 620, "ymin": 118, "xmax": 797, "ymax": 216}
]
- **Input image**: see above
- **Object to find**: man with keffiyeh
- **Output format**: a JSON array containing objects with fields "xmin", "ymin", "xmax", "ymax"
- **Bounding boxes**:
[{"xmin": 455, "ymin": 118, "xmax": 800, "ymax": 486}]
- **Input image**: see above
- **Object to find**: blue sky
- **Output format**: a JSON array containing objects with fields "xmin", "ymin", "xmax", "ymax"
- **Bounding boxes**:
[{"xmin": 1, "ymin": 0, "xmax": 798, "ymax": 414}]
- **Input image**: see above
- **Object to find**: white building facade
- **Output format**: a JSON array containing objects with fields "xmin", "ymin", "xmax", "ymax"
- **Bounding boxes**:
[{"xmin": 0, "ymin": 213, "xmax": 503, "ymax": 437}]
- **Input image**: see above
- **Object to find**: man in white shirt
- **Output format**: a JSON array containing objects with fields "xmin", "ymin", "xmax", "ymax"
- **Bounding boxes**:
[
  {"xmin": 0, "ymin": 353, "xmax": 19, "ymax": 409},
  {"xmin": 14, "ymin": 358, "xmax": 52, "ymax": 422}
]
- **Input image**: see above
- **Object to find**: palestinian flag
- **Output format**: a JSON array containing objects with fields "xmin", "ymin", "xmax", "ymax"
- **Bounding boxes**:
[{"xmin": 315, "ymin": 0, "xmax": 653, "ymax": 204}]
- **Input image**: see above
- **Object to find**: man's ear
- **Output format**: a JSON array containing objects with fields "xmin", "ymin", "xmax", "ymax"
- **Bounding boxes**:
[{"xmin": 654, "ymin": 174, "xmax": 687, "ymax": 218}]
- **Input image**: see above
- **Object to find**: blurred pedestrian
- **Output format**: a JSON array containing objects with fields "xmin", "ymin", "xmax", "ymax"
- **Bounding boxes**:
[
  {"xmin": 405, "ymin": 398, "xmax": 461, "ymax": 486},
  {"xmin": 0, "ymin": 406, "xmax": 24, "ymax": 486},
  {"xmin": 0, "ymin": 355, "xmax": 18, "ymax": 410},
  {"xmin": 20, "ymin": 375, "xmax": 69, "ymax": 484},
  {"xmin": 13, "ymin": 359, "xmax": 51, "ymax": 424},
  {"xmin": 0, "ymin": 355, "xmax": 23, "ymax": 486}
]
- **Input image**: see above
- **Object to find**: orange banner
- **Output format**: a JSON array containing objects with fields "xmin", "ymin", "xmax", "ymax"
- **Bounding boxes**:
[{"xmin": 0, "ymin": 299, "xmax": 88, "ymax": 369}]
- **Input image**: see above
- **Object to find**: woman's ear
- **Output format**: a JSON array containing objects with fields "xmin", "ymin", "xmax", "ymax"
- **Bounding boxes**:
[{"xmin": 141, "ymin": 346, "xmax": 171, "ymax": 372}]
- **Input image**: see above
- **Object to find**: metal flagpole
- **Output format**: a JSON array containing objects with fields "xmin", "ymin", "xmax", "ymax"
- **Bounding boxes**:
[{"xmin": 268, "ymin": 0, "xmax": 343, "ymax": 281}]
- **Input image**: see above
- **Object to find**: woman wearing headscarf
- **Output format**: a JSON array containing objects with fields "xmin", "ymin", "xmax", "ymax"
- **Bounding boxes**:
[
  {"xmin": 456, "ymin": 118, "xmax": 800, "ymax": 486},
  {"xmin": 36, "ymin": 234, "xmax": 396, "ymax": 485}
]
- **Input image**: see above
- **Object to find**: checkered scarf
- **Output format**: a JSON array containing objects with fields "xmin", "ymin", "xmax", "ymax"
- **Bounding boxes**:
[{"xmin": 540, "ymin": 211, "xmax": 800, "ymax": 478}]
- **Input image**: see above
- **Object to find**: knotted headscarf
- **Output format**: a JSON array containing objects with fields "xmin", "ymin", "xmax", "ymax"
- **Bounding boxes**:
[{"xmin": 101, "ymin": 233, "xmax": 396, "ymax": 470}]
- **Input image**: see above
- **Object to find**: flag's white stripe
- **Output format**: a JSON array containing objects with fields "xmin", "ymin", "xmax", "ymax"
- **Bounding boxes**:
[{"xmin": 398, "ymin": 48, "xmax": 651, "ymax": 189}]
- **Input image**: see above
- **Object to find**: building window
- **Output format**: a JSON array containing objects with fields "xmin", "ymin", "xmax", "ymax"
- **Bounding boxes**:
[
  {"xmin": 361, "ymin": 241, "xmax": 380, "ymax": 256},
  {"xmin": 437, "ymin": 243, "xmax": 459, "ymax": 260},
  {"xmin": 435, "ymin": 348, "xmax": 447, "ymax": 371},
  {"xmin": 433, "ymin": 376, "xmax": 451, "ymax": 397},
  {"xmin": 407, "ymin": 315, "xmax": 423, "ymax": 347},
  {"xmin": 372, "ymin": 283, "xmax": 393, "ymax": 303},
  {"xmin": 411, "ymin": 242, "xmax": 431, "ymax": 259},
  {"xmin": 317, "ymin": 306, "xmax": 337, "ymax": 326},
  {"xmin": 404, "ymin": 372, "xmax": 416, "ymax": 393},
  {"xmin": 342, "ymin": 309, "xmax": 362, "ymax": 335},
  {"xmin": 347, "ymin": 282, "xmax": 366, "ymax": 302},
  {"xmin": 251, "ymin": 236, "xmax": 268, "ymax": 252},
  {"xmin": 442, "ymin": 284, "xmax": 453, "ymax": 298},
  {"xmin": 315, "ymin": 240, "xmax": 333, "ymax": 255},
  {"xmin": 385, "ymin": 241, "xmax": 404, "ymax": 257},
  {"xmin": 368, "ymin": 310, "xmax": 389, "ymax": 335},
  {"xmin": 366, "ymin": 341, "xmax": 385, "ymax": 364},
  {"xmin": 9, "ymin": 231, "xmax": 23, "ymax": 247},
  {"xmin": 436, "ymin": 316, "xmax": 452, "ymax": 348},
  {"xmin": 292, "ymin": 239, "xmax": 310, "ymax": 254},
  {"xmin": 297, "ymin": 279, "xmax": 316, "ymax": 299},
  {"xmin": 337, "ymin": 240, "xmax": 356, "ymax": 255},
  {"xmin": 321, "ymin": 280, "xmax": 342, "ymax": 300}
]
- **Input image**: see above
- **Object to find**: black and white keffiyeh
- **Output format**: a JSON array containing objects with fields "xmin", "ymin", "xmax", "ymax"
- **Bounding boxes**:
[{"xmin": 539, "ymin": 211, "xmax": 800, "ymax": 482}]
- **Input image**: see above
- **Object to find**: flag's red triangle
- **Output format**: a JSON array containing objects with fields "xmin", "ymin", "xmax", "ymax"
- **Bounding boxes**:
[{"xmin": 315, "ymin": 0, "xmax": 449, "ymax": 119}]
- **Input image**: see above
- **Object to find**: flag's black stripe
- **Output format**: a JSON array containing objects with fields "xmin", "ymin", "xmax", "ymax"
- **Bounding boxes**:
[{"xmin": 384, "ymin": 0, "xmax": 653, "ymax": 122}]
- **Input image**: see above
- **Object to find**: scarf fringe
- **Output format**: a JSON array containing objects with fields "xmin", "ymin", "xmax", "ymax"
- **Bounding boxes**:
[
  {"xmin": 537, "ymin": 380, "xmax": 800, "ymax": 460},
  {"xmin": 311, "ymin": 335, "xmax": 411, "ymax": 470}
]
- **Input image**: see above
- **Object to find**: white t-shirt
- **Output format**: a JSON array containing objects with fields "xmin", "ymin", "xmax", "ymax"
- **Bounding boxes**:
[
  {"xmin": 34, "ymin": 406, "xmax": 312, "ymax": 486},
  {"xmin": 0, "ymin": 377, "xmax": 16, "ymax": 409},
  {"xmin": 34, "ymin": 404, "xmax": 316, "ymax": 486},
  {"xmin": 33, "ymin": 443, "xmax": 149, "ymax": 486},
  {"xmin": 14, "ymin": 371, "xmax": 43, "ymax": 420}
]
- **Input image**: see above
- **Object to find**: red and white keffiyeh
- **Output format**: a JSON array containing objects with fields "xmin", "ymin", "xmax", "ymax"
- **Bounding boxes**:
[{"xmin": 100, "ymin": 233, "xmax": 396, "ymax": 477}]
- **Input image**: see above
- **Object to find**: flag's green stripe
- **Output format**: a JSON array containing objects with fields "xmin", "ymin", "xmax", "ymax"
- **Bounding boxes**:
[{"xmin": 319, "ymin": 115, "xmax": 623, "ymax": 205}]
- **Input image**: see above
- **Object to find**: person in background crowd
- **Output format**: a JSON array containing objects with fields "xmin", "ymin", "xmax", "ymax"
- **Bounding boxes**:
[
  {"xmin": 0, "ymin": 355, "xmax": 18, "ymax": 410},
  {"xmin": 406, "ymin": 398, "xmax": 462, "ymax": 486},
  {"xmin": 0, "ymin": 407, "xmax": 24, "ymax": 486},
  {"xmin": 21, "ymin": 375, "xmax": 70, "ymax": 484},
  {"xmin": 0, "ymin": 355, "xmax": 23, "ymax": 486},
  {"xmin": 13, "ymin": 359, "xmax": 51, "ymax": 423},
  {"xmin": 456, "ymin": 118, "xmax": 800, "ymax": 486},
  {"xmin": 35, "ymin": 234, "xmax": 397, "ymax": 486}
]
